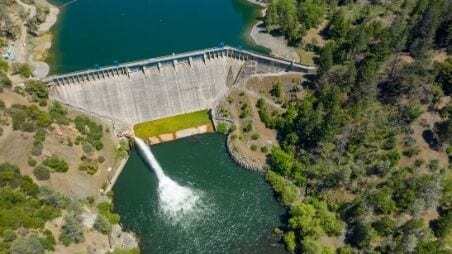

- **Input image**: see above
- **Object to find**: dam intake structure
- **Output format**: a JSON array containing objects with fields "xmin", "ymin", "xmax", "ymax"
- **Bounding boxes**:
[{"xmin": 44, "ymin": 46, "xmax": 316, "ymax": 125}]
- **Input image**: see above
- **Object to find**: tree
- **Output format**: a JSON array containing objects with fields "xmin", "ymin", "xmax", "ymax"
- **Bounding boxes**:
[
  {"xmin": 283, "ymin": 231, "xmax": 296, "ymax": 253},
  {"xmin": 318, "ymin": 42, "xmax": 335, "ymax": 75},
  {"xmin": 269, "ymin": 147, "xmax": 294, "ymax": 176},
  {"xmin": 297, "ymin": 0, "xmax": 325, "ymax": 30},
  {"xmin": 436, "ymin": 57, "xmax": 452, "ymax": 95},
  {"xmin": 408, "ymin": 0, "xmax": 445, "ymax": 58},
  {"xmin": 328, "ymin": 9, "xmax": 351, "ymax": 39},
  {"xmin": 346, "ymin": 221, "xmax": 375, "ymax": 249}
]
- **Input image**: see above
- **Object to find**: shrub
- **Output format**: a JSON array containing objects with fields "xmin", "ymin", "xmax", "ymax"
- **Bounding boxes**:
[
  {"xmin": 256, "ymin": 98, "xmax": 265, "ymax": 109},
  {"xmin": 59, "ymin": 215, "xmax": 84, "ymax": 246},
  {"xmin": 242, "ymin": 121, "xmax": 253, "ymax": 133},
  {"xmin": 271, "ymin": 82, "xmax": 283, "ymax": 98},
  {"xmin": 27, "ymin": 157, "xmax": 37, "ymax": 167},
  {"xmin": 25, "ymin": 80, "xmax": 48, "ymax": 105},
  {"xmin": 78, "ymin": 161, "xmax": 98, "ymax": 175},
  {"xmin": 74, "ymin": 116, "xmax": 103, "ymax": 150},
  {"xmin": 8, "ymin": 104, "xmax": 51, "ymax": 131},
  {"xmin": 261, "ymin": 146, "xmax": 268, "ymax": 153},
  {"xmin": 97, "ymin": 156, "xmax": 105, "ymax": 164},
  {"xmin": 0, "ymin": 59, "xmax": 8, "ymax": 72},
  {"xmin": 3, "ymin": 229, "xmax": 16, "ymax": 242},
  {"xmin": 428, "ymin": 159, "xmax": 440, "ymax": 172},
  {"xmin": 372, "ymin": 216, "xmax": 396, "ymax": 236},
  {"xmin": 216, "ymin": 122, "xmax": 229, "ymax": 134},
  {"xmin": 251, "ymin": 133, "xmax": 260, "ymax": 140},
  {"xmin": 13, "ymin": 63, "xmax": 33, "ymax": 78},
  {"xmin": 82, "ymin": 143, "xmax": 93, "ymax": 155},
  {"xmin": 250, "ymin": 144, "xmax": 257, "ymax": 151},
  {"xmin": 11, "ymin": 234, "xmax": 45, "ymax": 254},
  {"xmin": 42, "ymin": 155, "xmax": 69, "ymax": 173},
  {"xmin": 0, "ymin": 71, "xmax": 11, "ymax": 88},
  {"xmin": 97, "ymin": 202, "xmax": 120, "ymax": 224},
  {"xmin": 400, "ymin": 104, "xmax": 423, "ymax": 123},
  {"xmin": 31, "ymin": 143, "xmax": 43, "ymax": 156},
  {"xmin": 402, "ymin": 147, "xmax": 420, "ymax": 158},
  {"xmin": 93, "ymin": 214, "xmax": 112, "ymax": 235},
  {"xmin": 33, "ymin": 165, "xmax": 50, "ymax": 181},
  {"xmin": 40, "ymin": 229, "xmax": 56, "ymax": 251},
  {"xmin": 49, "ymin": 102, "xmax": 68, "ymax": 125}
]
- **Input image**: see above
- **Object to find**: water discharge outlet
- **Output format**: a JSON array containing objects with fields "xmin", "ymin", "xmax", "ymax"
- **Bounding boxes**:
[{"xmin": 133, "ymin": 137, "xmax": 201, "ymax": 223}]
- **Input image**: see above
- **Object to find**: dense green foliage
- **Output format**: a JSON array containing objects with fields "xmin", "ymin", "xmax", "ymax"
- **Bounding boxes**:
[
  {"xmin": 8, "ymin": 105, "xmax": 51, "ymax": 132},
  {"xmin": 0, "ymin": 163, "xmax": 63, "ymax": 253},
  {"xmin": 74, "ymin": 115, "xmax": 104, "ymax": 150},
  {"xmin": 263, "ymin": 0, "xmax": 452, "ymax": 252},
  {"xmin": 93, "ymin": 214, "xmax": 112, "ymax": 235},
  {"xmin": 266, "ymin": 0, "xmax": 325, "ymax": 44},
  {"xmin": 42, "ymin": 155, "xmax": 69, "ymax": 173},
  {"xmin": 25, "ymin": 80, "xmax": 48, "ymax": 106},
  {"xmin": 97, "ymin": 202, "xmax": 120, "ymax": 225}
]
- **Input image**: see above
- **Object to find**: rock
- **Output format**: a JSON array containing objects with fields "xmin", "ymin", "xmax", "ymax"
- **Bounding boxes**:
[{"xmin": 110, "ymin": 225, "xmax": 138, "ymax": 250}]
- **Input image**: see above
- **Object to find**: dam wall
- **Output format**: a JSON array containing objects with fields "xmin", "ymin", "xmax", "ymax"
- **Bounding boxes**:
[{"xmin": 45, "ymin": 46, "xmax": 316, "ymax": 125}]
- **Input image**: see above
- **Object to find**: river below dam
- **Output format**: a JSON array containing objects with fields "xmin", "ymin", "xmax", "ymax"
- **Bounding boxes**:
[{"xmin": 113, "ymin": 134, "xmax": 286, "ymax": 253}]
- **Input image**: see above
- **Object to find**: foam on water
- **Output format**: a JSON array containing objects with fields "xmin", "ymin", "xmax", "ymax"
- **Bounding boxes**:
[{"xmin": 134, "ymin": 137, "xmax": 201, "ymax": 223}]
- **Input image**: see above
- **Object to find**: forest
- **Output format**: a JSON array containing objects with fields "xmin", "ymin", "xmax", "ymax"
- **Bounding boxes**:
[{"xmin": 262, "ymin": 0, "xmax": 452, "ymax": 253}]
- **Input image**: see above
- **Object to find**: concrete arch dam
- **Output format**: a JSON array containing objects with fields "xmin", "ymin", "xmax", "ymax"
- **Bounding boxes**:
[{"xmin": 45, "ymin": 46, "xmax": 316, "ymax": 125}]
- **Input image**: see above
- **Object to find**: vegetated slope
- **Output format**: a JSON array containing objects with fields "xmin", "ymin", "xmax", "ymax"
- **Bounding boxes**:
[
  {"xmin": 0, "ymin": 1, "xmax": 137, "ymax": 253},
  {"xmin": 260, "ymin": 0, "xmax": 452, "ymax": 253}
]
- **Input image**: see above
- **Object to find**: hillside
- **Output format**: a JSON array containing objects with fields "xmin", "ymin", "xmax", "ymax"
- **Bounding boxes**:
[
  {"xmin": 245, "ymin": 0, "xmax": 452, "ymax": 253},
  {"xmin": 0, "ymin": 0, "xmax": 137, "ymax": 253}
]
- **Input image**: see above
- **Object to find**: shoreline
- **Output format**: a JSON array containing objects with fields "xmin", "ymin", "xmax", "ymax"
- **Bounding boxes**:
[
  {"xmin": 245, "ymin": 0, "xmax": 301, "ymax": 63},
  {"xmin": 31, "ymin": 0, "xmax": 60, "ymax": 78}
]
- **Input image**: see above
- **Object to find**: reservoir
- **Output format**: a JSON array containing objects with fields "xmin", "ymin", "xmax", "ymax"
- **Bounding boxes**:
[{"xmin": 50, "ymin": 0, "xmax": 263, "ymax": 73}]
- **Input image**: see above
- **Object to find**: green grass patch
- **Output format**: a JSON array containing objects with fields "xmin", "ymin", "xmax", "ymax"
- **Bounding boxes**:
[{"xmin": 133, "ymin": 110, "xmax": 211, "ymax": 139}]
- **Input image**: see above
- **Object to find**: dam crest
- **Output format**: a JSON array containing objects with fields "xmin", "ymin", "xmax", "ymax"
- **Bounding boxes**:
[{"xmin": 45, "ymin": 46, "xmax": 316, "ymax": 125}]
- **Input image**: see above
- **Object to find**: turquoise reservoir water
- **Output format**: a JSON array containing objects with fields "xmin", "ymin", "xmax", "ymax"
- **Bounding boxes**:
[
  {"xmin": 113, "ymin": 134, "xmax": 286, "ymax": 253},
  {"xmin": 50, "ymin": 0, "xmax": 263, "ymax": 73}
]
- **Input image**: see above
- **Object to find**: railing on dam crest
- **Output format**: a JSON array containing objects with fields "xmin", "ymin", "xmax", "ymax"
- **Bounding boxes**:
[{"xmin": 44, "ymin": 46, "xmax": 317, "ymax": 86}]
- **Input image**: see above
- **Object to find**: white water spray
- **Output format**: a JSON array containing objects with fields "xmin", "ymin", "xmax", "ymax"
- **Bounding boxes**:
[{"xmin": 134, "ymin": 137, "xmax": 200, "ymax": 222}]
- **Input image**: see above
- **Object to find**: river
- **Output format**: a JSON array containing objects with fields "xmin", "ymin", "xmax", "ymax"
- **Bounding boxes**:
[{"xmin": 113, "ymin": 134, "xmax": 286, "ymax": 253}]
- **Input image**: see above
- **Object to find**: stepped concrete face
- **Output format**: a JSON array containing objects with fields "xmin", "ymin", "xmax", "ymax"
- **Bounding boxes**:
[{"xmin": 45, "ymin": 46, "xmax": 315, "ymax": 124}]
